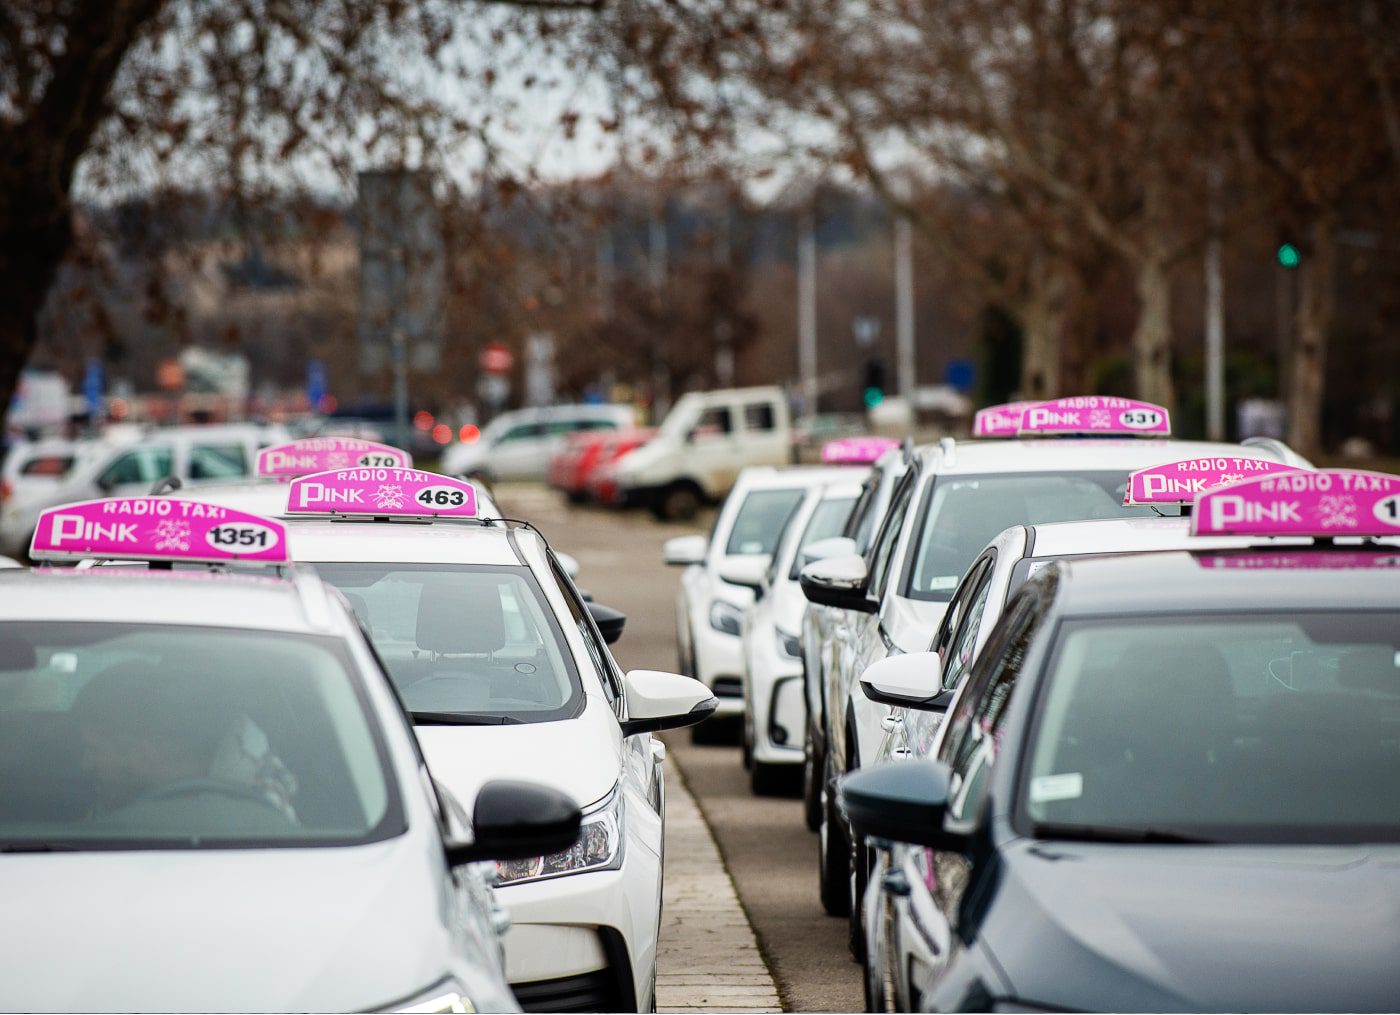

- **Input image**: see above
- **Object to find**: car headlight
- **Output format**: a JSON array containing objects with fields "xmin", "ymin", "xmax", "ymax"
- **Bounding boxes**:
[
  {"xmin": 709, "ymin": 599, "xmax": 744, "ymax": 636},
  {"xmin": 775, "ymin": 629, "xmax": 802, "ymax": 659},
  {"xmin": 496, "ymin": 789, "xmax": 624, "ymax": 885},
  {"xmin": 387, "ymin": 977, "xmax": 476, "ymax": 1013}
]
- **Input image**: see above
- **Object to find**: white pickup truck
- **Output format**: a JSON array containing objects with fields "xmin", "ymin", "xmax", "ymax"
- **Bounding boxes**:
[{"xmin": 613, "ymin": 386, "xmax": 793, "ymax": 520}]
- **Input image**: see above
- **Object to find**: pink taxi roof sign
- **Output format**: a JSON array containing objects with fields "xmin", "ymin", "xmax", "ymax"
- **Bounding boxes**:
[
  {"xmin": 1017, "ymin": 397, "xmax": 1171, "ymax": 437},
  {"xmin": 821, "ymin": 436, "xmax": 900, "ymax": 464},
  {"xmin": 972, "ymin": 401, "xmax": 1038, "ymax": 438},
  {"xmin": 287, "ymin": 467, "xmax": 478, "ymax": 519},
  {"xmin": 30, "ymin": 498, "xmax": 289, "ymax": 564},
  {"xmin": 1125, "ymin": 457, "xmax": 1303, "ymax": 506},
  {"xmin": 1192, "ymin": 469, "xmax": 1400, "ymax": 538},
  {"xmin": 256, "ymin": 438, "xmax": 411, "ymax": 479}
]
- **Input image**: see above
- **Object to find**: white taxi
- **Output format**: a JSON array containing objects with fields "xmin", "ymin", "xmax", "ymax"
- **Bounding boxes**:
[
  {"xmin": 7, "ymin": 496, "xmax": 585, "ymax": 1013},
  {"xmin": 183, "ymin": 468, "xmax": 715, "ymax": 1012},
  {"xmin": 664, "ymin": 465, "xmax": 859, "ymax": 739}
]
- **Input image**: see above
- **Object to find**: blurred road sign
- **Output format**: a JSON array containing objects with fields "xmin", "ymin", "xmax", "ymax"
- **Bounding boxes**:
[
  {"xmin": 83, "ymin": 359, "xmax": 104, "ymax": 416},
  {"xmin": 307, "ymin": 360, "xmax": 327, "ymax": 411},
  {"xmin": 481, "ymin": 343, "xmax": 514, "ymax": 375},
  {"xmin": 945, "ymin": 359, "xmax": 975, "ymax": 393}
]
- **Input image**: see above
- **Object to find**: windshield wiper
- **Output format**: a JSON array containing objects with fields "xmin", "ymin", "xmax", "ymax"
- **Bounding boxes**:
[
  {"xmin": 0, "ymin": 842, "xmax": 82, "ymax": 853},
  {"xmin": 1033, "ymin": 822, "xmax": 1220, "ymax": 845},
  {"xmin": 411, "ymin": 711, "xmax": 524, "ymax": 726}
]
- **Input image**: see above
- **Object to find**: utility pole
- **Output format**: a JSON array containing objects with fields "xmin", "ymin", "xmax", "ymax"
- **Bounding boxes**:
[
  {"xmin": 649, "ymin": 202, "xmax": 671, "ymax": 417},
  {"xmin": 1204, "ymin": 234, "xmax": 1225, "ymax": 441},
  {"xmin": 798, "ymin": 211, "xmax": 818, "ymax": 414},
  {"xmin": 894, "ymin": 215, "xmax": 916, "ymax": 400}
]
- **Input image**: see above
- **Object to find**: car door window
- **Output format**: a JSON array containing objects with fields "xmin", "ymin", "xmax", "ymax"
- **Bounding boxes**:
[
  {"xmin": 742, "ymin": 403, "xmax": 777, "ymax": 432},
  {"xmin": 497, "ymin": 423, "xmax": 545, "ymax": 445},
  {"xmin": 689, "ymin": 407, "xmax": 733, "ymax": 440},
  {"xmin": 930, "ymin": 555, "xmax": 991, "ymax": 665},
  {"xmin": 866, "ymin": 471, "xmax": 916, "ymax": 601},
  {"xmin": 189, "ymin": 443, "xmax": 248, "ymax": 479},
  {"xmin": 549, "ymin": 557, "xmax": 623, "ymax": 705},
  {"xmin": 938, "ymin": 591, "xmax": 1039, "ymax": 822},
  {"xmin": 98, "ymin": 446, "xmax": 173, "ymax": 487},
  {"xmin": 942, "ymin": 567, "xmax": 997, "ymax": 692}
]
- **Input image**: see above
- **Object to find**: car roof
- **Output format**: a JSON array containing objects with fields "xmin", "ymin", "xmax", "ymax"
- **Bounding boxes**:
[
  {"xmin": 915, "ymin": 438, "xmax": 1295, "ymax": 476},
  {"xmin": 1050, "ymin": 544, "xmax": 1400, "ymax": 616},
  {"xmin": 285, "ymin": 518, "xmax": 528, "ymax": 567},
  {"xmin": 0, "ymin": 568, "xmax": 338, "ymax": 633},
  {"xmin": 1023, "ymin": 516, "xmax": 1311, "ymax": 558},
  {"xmin": 734, "ymin": 464, "xmax": 865, "ymax": 491}
]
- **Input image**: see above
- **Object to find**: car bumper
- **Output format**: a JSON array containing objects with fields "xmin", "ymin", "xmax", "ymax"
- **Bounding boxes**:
[
  {"xmin": 745, "ymin": 628, "xmax": 806, "ymax": 764},
  {"xmin": 498, "ymin": 838, "xmax": 661, "ymax": 1012},
  {"xmin": 692, "ymin": 610, "xmax": 747, "ymax": 717}
]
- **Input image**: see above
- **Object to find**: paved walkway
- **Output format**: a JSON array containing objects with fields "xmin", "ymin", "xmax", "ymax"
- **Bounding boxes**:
[{"xmin": 657, "ymin": 763, "xmax": 783, "ymax": 1013}]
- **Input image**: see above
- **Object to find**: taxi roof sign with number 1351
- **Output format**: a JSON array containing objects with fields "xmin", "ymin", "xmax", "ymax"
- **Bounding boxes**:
[
  {"xmin": 30, "ymin": 498, "xmax": 289, "ymax": 564},
  {"xmin": 286, "ymin": 468, "xmax": 478, "ymax": 519}
]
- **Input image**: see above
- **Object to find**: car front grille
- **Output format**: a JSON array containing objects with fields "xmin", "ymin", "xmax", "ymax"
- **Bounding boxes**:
[{"xmin": 512, "ymin": 969, "xmax": 623, "ymax": 1013}]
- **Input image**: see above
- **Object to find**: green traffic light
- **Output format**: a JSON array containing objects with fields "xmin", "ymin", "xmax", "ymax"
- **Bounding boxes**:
[
  {"xmin": 863, "ymin": 387, "xmax": 885, "ymax": 409},
  {"xmin": 1277, "ymin": 243, "xmax": 1300, "ymax": 269}
]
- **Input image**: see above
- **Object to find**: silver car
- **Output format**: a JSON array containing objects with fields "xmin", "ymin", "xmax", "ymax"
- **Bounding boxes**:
[{"xmin": 0, "ymin": 564, "xmax": 578, "ymax": 1012}]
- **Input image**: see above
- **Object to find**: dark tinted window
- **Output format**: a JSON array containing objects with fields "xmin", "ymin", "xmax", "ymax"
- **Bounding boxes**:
[
  {"xmin": 691, "ymin": 407, "xmax": 733, "ymax": 438},
  {"xmin": 99, "ymin": 447, "xmax": 172, "ymax": 487},
  {"xmin": 743, "ymin": 403, "xmax": 777, "ymax": 432},
  {"xmin": 189, "ymin": 443, "xmax": 248, "ymax": 479},
  {"xmin": 867, "ymin": 471, "xmax": 916, "ymax": 600}
]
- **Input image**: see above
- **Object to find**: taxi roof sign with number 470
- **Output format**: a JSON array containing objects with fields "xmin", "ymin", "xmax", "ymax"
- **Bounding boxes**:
[
  {"xmin": 30, "ymin": 498, "xmax": 289, "ymax": 564},
  {"xmin": 287, "ymin": 468, "xmax": 478, "ymax": 519},
  {"xmin": 256, "ymin": 438, "xmax": 412, "ymax": 479}
]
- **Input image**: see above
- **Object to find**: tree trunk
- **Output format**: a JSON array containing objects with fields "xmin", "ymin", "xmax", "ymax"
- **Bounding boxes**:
[
  {"xmin": 1130, "ymin": 257, "xmax": 1175, "ymax": 408},
  {"xmin": 1018, "ymin": 254, "xmax": 1067, "ymax": 400},
  {"xmin": 1287, "ymin": 210, "xmax": 1338, "ymax": 458},
  {"xmin": 0, "ymin": 0, "xmax": 165, "ymax": 430}
]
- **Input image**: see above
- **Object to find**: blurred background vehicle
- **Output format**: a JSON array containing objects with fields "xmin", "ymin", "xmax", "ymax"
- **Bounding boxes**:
[{"xmin": 441, "ymin": 404, "xmax": 635, "ymax": 484}]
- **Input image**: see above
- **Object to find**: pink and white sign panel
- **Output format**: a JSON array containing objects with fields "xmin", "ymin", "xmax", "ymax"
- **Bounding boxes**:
[
  {"xmin": 1018, "ymin": 397, "xmax": 1171, "ymax": 437},
  {"xmin": 256, "ymin": 438, "xmax": 411, "ymax": 478},
  {"xmin": 972, "ymin": 401, "xmax": 1037, "ymax": 438},
  {"xmin": 1192, "ymin": 469, "xmax": 1400, "ymax": 537},
  {"xmin": 821, "ymin": 436, "xmax": 899, "ymax": 464},
  {"xmin": 1125, "ymin": 458, "xmax": 1303, "ymax": 506},
  {"xmin": 31, "ymin": 498, "xmax": 288, "ymax": 563},
  {"xmin": 287, "ymin": 468, "xmax": 478, "ymax": 518}
]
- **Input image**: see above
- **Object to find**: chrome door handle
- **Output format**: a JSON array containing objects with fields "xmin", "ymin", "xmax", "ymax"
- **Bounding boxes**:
[
  {"xmin": 891, "ymin": 747, "xmax": 912, "ymax": 759},
  {"xmin": 881, "ymin": 713, "xmax": 903, "ymax": 732}
]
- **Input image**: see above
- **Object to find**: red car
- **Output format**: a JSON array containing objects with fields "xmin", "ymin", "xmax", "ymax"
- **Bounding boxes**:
[{"xmin": 551, "ymin": 428, "xmax": 653, "ymax": 504}]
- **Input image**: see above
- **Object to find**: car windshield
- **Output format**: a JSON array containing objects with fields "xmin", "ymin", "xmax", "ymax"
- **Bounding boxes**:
[
  {"xmin": 725, "ymin": 488, "xmax": 806, "ymax": 556},
  {"xmin": 905, "ymin": 471, "xmax": 1163, "ymax": 601},
  {"xmin": 0, "ymin": 622, "xmax": 398, "ymax": 850},
  {"xmin": 788, "ymin": 495, "xmax": 858, "ymax": 579},
  {"xmin": 313, "ymin": 563, "xmax": 579, "ymax": 723},
  {"xmin": 1023, "ymin": 612, "xmax": 1400, "ymax": 844}
]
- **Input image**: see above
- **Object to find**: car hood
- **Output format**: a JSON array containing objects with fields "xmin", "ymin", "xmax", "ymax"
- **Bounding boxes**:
[
  {"xmin": 987, "ymin": 839, "xmax": 1400, "ymax": 1012},
  {"xmin": 417, "ymin": 697, "xmax": 621, "ymax": 812},
  {"xmin": 881, "ymin": 595, "xmax": 946, "ymax": 654},
  {"xmin": 0, "ymin": 840, "xmax": 458, "ymax": 1012}
]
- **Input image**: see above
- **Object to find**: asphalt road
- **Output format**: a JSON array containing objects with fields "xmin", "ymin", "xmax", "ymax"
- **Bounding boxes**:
[{"xmin": 499, "ymin": 485, "xmax": 863, "ymax": 1014}]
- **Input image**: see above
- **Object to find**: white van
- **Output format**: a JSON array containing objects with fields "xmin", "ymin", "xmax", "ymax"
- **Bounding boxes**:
[
  {"xmin": 0, "ymin": 423, "xmax": 287, "ymax": 557},
  {"xmin": 613, "ymin": 386, "xmax": 793, "ymax": 520},
  {"xmin": 439, "ymin": 403, "xmax": 634, "ymax": 483}
]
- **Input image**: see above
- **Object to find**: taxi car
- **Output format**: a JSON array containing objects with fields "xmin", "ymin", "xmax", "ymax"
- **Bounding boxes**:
[
  {"xmin": 801, "ymin": 443, "xmax": 909, "ymax": 830},
  {"xmin": 186, "ymin": 467, "xmax": 716, "ymax": 1012},
  {"xmin": 5, "ymin": 496, "xmax": 582, "ymax": 1013},
  {"xmin": 738, "ymin": 474, "xmax": 861, "ymax": 794},
  {"xmin": 842, "ymin": 469, "xmax": 1400, "ymax": 1013},
  {"xmin": 799, "ymin": 397, "xmax": 1309, "ymax": 947},
  {"xmin": 665, "ymin": 465, "xmax": 856, "ymax": 739}
]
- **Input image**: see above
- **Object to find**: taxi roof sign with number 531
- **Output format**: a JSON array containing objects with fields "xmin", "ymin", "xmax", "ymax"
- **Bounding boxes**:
[
  {"xmin": 256, "ymin": 438, "xmax": 412, "ymax": 479},
  {"xmin": 30, "ymin": 498, "xmax": 289, "ymax": 564},
  {"xmin": 287, "ymin": 468, "xmax": 478, "ymax": 519}
]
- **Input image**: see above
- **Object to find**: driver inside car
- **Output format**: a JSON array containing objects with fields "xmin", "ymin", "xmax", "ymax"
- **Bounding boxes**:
[{"xmin": 73, "ymin": 661, "xmax": 299, "ymax": 823}]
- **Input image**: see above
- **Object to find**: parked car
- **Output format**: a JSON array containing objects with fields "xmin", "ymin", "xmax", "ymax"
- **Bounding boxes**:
[
  {"xmin": 441, "ymin": 404, "xmax": 635, "ymax": 483},
  {"xmin": 0, "ymin": 423, "xmax": 288, "ymax": 558},
  {"xmin": 552, "ymin": 428, "xmax": 653, "ymax": 504},
  {"xmin": 614, "ymin": 387, "xmax": 793, "ymax": 520}
]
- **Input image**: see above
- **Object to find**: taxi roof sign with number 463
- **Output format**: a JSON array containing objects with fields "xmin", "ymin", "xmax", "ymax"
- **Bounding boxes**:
[{"xmin": 287, "ymin": 468, "xmax": 479, "ymax": 519}]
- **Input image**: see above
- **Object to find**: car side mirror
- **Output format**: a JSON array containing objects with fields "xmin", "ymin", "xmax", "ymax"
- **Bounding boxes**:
[
  {"xmin": 801, "ymin": 535, "xmax": 857, "ymax": 570},
  {"xmin": 663, "ymin": 534, "xmax": 708, "ymax": 567},
  {"xmin": 620, "ymin": 669, "xmax": 718, "ymax": 736},
  {"xmin": 840, "ymin": 760, "xmax": 968, "ymax": 852},
  {"xmin": 859, "ymin": 652, "xmax": 956, "ymax": 710},
  {"xmin": 444, "ymin": 779, "xmax": 582, "ymax": 866},
  {"xmin": 717, "ymin": 556, "xmax": 769, "ymax": 597},
  {"xmin": 799, "ymin": 554, "xmax": 875, "ymax": 613},
  {"xmin": 587, "ymin": 601, "xmax": 626, "ymax": 644}
]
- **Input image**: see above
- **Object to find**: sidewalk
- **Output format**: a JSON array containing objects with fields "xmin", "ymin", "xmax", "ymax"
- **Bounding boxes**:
[{"xmin": 657, "ymin": 766, "xmax": 783, "ymax": 1013}]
